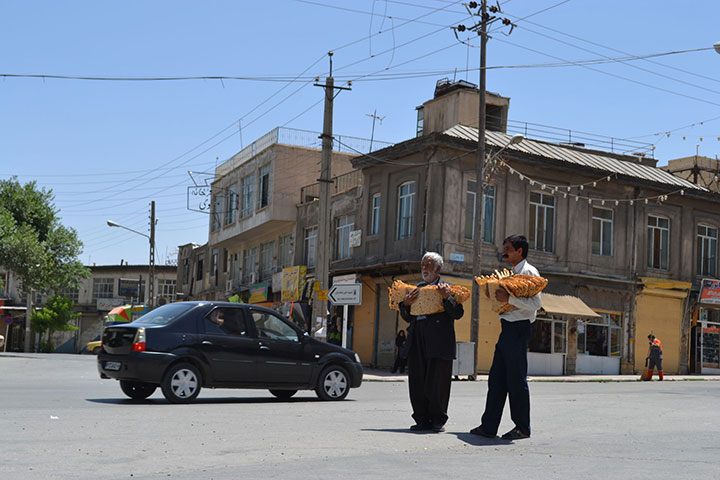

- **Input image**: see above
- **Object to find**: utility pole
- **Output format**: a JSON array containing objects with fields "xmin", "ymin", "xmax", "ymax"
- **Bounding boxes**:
[
  {"xmin": 312, "ymin": 52, "xmax": 351, "ymax": 336},
  {"xmin": 455, "ymin": 1, "xmax": 516, "ymax": 375},
  {"xmin": 365, "ymin": 109, "xmax": 385, "ymax": 153},
  {"xmin": 149, "ymin": 201, "xmax": 156, "ymax": 309}
]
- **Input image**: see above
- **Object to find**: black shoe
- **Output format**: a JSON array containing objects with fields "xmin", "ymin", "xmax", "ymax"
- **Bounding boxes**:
[
  {"xmin": 410, "ymin": 423, "xmax": 431, "ymax": 431},
  {"xmin": 501, "ymin": 427, "xmax": 530, "ymax": 440},
  {"xmin": 431, "ymin": 424, "xmax": 445, "ymax": 433},
  {"xmin": 469, "ymin": 425, "xmax": 497, "ymax": 438}
]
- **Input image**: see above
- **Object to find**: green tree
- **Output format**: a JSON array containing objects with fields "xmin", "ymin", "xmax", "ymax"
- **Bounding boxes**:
[
  {"xmin": 30, "ymin": 295, "xmax": 79, "ymax": 352},
  {"xmin": 0, "ymin": 177, "xmax": 89, "ymax": 294}
]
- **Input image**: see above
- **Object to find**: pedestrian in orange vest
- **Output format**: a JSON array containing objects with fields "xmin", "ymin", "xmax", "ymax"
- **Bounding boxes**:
[{"xmin": 645, "ymin": 334, "xmax": 663, "ymax": 381}]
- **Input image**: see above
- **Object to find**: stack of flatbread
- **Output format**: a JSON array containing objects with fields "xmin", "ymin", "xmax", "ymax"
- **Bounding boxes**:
[
  {"xmin": 474, "ymin": 269, "xmax": 548, "ymax": 314},
  {"xmin": 388, "ymin": 280, "xmax": 471, "ymax": 316}
]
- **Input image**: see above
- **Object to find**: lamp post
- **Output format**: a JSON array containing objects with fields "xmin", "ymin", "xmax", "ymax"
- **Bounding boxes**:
[
  {"xmin": 714, "ymin": 41, "xmax": 720, "ymax": 54},
  {"xmin": 107, "ymin": 201, "xmax": 156, "ymax": 309}
]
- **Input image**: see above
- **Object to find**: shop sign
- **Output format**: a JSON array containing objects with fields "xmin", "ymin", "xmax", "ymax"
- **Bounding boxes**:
[
  {"xmin": 248, "ymin": 281, "xmax": 269, "ymax": 304},
  {"xmin": 699, "ymin": 278, "xmax": 720, "ymax": 305},
  {"xmin": 97, "ymin": 298, "xmax": 125, "ymax": 311},
  {"xmin": 282, "ymin": 266, "xmax": 307, "ymax": 302}
]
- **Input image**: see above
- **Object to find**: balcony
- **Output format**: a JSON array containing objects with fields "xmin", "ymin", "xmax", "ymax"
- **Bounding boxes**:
[{"xmin": 300, "ymin": 169, "xmax": 363, "ymax": 204}]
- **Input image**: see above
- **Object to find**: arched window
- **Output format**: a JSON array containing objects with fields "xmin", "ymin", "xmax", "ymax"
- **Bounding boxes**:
[
  {"xmin": 397, "ymin": 181, "xmax": 416, "ymax": 240},
  {"xmin": 697, "ymin": 224, "xmax": 718, "ymax": 277}
]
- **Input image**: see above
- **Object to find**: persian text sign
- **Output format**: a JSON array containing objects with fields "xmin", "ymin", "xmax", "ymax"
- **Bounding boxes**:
[
  {"xmin": 282, "ymin": 266, "xmax": 307, "ymax": 302},
  {"xmin": 699, "ymin": 278, "xmax": 720, "ymax": 305},
  {"xmin": 187, "ymin": 186, "xmax": 211, "ymax": 214}
]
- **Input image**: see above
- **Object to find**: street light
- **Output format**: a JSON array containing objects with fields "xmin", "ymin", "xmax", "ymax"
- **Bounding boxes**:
[
  {"xmin": 714, "ymin": 41, "xmax": 720, "ymax": 55},
  {"xmin": 106, "ymin": 201, "xmax": 156, "ymax": 308}
]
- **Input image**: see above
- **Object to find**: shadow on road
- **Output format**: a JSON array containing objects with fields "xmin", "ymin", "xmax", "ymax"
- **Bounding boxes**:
[
  {"xmin": 86, "ymin": 396, "xmax": 355, "ymax": 405},
  {"xmin": 453, "ymin": 432, "xmax": 513, "ymax": 446}
]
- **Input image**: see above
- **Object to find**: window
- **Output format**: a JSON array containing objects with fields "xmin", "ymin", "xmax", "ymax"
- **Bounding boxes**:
[
  {"xmin": 92, "ymin": 278, "xmax": 114, "ymax": 303},
  {"xmin": 204, "ymin": 308, "xmax": 248, "ymax": 336},
  {"xmin": 182, "ymin": 258, "xmax": 190, "ymax": 284},
  {"xmin": 224, "ymin": 184, "xmax": 238, "ymax": 226},
  {"xmin": 592, "ymin": 207, "xmax": 613, "ymax": 256},
  {"xmin": 260, "ymin": 241, "xmax": 275, "ymax": 280},
  {"xmin": 61, "ymin": 288, "xmax": 79, "ymax": 304},
  {"xmin": 251, "ymin": 310, "xmax": 299, "ymax": 342},
  {"xmin": 529, "ymin": 316, "xmax": 567, "ymax": 354},
  {"xmin": 370, "ymin": 194, "xmax": 381, "ymax": 236},
  {"xmin": 397, "ymin": 181, "xmax": 416, "ymax": 240},
  {"xmin": 230, "ymin": 252, "xmax": 241, "ymax": 285},
  {"xmin": 258, "ymin": 165, "xmax": 271, "ymax": 209},
  {"xmin": 211, "ymin": 192, "xmax": 222, "ymax": 232},
  {"xmin": 335, "ymin": 215, "xmax": 355, "ymax": 260},
  {"xmin": 529, "ymin": 192, "xmax": 555, "ymax": 252},
  {"xmin": 241, "ymin": 173, "xmax": 255, "ymax": 217},
  {"xmin": 278, "ymin": 234, "xmax": 293, "ymax": 269},
  {"xmin": 577, "ymin": 313, "xmax": 622, "ymax": 357},
  {"xmin": 697, "ymin": 224, "xmax": 718, "ymax": 277},
  {"xmin": 464, "ymin": 181, "xmax": 494, "ymax": 243},
  {"xmin": 196, "ymin": 254, "xmax": 205, "ymax": 281},
  {"xmin": 648, "ymin": 215, "xmax": 670, "ymax": 270},
  {"xmin": 416, "ymin": 107, "xmax": 424, "ymax": 137},
  {"xmin": 158, "ymin": 279, "xmax": 176, "ymax": 300},
  {"xmin": 211, "ymin": 248, "xmax": 219, "ymax": 285},
  {"xmin": 304, "ymin": 226, "xmax": 318, "ymax": 268},
  {"xmin": 243, "ymin": 247, "xmax": 258, "ymax": 284}
]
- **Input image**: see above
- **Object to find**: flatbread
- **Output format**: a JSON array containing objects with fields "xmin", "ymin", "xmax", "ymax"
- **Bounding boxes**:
[
  {"xmin": 474, "ymin": 271, "xmax": 548, "ymax": 314},
  {"xmin": 388, "ymin": 280, "xmax": 471, "ymax": 316}
]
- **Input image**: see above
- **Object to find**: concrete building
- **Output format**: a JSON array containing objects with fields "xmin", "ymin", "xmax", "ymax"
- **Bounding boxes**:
[
  {"xmin": 296, "ymin": 80, "xmax": 720, "ymax": 375},
  {"xmin": 178, "ymin": 127, "xmax": 388, "ymax": 308}
]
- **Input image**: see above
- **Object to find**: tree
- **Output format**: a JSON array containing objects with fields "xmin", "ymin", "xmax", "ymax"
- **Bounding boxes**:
[
  {"xmin": 0, "ymin": 177, "xmax": 89, "ymax": 294},
  {"xmin": 30, "ymin": 295, "xmax": 79, "ymax": 352}
]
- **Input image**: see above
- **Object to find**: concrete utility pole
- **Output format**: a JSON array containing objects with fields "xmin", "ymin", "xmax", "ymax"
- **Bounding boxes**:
[
  {"xmin": 312, "ymin": 52, "xmax": 351, "ymax": 335},
  {"xmin": 455, "ymin": 1, "xmax": 516, "ymax": 374},
  {"xmin": 149, "ymin": 200, "xmax": 156, "ymax": 309}
]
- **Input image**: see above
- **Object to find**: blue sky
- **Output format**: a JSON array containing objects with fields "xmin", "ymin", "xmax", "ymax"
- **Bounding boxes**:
[{"xmin": 2, "ymin": 0, "xmax": 719, "ymax": 266}]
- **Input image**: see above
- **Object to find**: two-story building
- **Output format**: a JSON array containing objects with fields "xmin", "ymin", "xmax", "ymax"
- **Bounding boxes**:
[{"xmin": 295, "ymin": 80, "xmax": 720, "ymax": 375}]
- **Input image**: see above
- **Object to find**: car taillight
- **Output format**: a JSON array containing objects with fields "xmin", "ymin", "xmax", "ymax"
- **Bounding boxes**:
[{"xmin": 132, "ymin": 327, "xmax": 146, "ymax": 352}]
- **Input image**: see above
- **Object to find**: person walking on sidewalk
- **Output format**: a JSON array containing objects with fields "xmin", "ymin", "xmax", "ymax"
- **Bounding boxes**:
[
  {"xmin": 391, "ymin": 330, "xmax": 409, "ymax": 374},
  {"xmin": 646, "ymin": 334, "xmax": 663, "ymax": 381},
  {"xmin": 399, "ymin": 252, "xmax": 464, "ymax": 433},
  {"xmin": 470, "ymin": 235, "xmax": 542, "ymax": 441}
]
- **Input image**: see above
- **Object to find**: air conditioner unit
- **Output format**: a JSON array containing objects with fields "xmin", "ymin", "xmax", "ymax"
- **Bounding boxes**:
[
  {"xmin": 157, "ymin": 297, "xmax": 168, "ymax": 306},
  {"xmin": 226, "ymin": 279, "xmax": 233, "ymax": 293}
]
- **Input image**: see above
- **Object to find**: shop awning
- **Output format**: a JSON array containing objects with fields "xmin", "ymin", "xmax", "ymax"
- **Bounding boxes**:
[{"xmin": 540, "ymin": 293, "xmax": 600, "ymax": 318}]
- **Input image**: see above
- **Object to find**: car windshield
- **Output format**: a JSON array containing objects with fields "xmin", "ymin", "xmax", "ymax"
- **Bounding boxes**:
[{"xmin": 132, "ymin": 303, "xmax": 195, "ymax": 326}]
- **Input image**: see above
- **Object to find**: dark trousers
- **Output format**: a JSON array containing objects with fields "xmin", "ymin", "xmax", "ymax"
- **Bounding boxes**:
[
  {"xmin": 648, "ymin": 351, "xmax": 662, "ymax": 371},
  {"xmin": 481, "ymin": 319, "xmax": 533, "ymax": 436},
  {"xmin": 407, "ymin": 321, "xmax": 453, "ymax": 426},
  {"xmin": 391, "ymin": 354, "xmax": 407, "ymax": 373}
]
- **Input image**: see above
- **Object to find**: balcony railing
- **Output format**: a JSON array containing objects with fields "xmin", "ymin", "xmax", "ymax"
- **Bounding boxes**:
[{"xmin": 300, "ymin": 169, "xmax": 363, "ymax": 203}]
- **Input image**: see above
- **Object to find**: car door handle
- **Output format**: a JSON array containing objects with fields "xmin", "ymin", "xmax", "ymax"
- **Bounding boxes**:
[
  {"xmin": 260, "ymin": 345, "xmax": 270, "ymax": 350},
  {"xmin": 202, "ymin": 340, "xmax": 213, "ymax": 345}
]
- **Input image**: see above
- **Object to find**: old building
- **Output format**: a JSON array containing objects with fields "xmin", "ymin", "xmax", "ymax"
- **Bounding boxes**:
[
  {"xmin": 179, "ymin": 127, "xmax": 386, "ymax": 309},
  {"xmin": 296, "ymin": 80, "xmax": 720, "ymax": 375}
]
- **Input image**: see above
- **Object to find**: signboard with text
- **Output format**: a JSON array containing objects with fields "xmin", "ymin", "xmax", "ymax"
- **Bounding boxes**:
[
  {"xmin": 699, "ymin": 278, "xmax": 720, "ymax": 305},
  {"xmin": 328, "ymin": 283, "xmax": 361, "ymax": 305},
  {"xmin": 282, "ymin": 266, "xmax": 307, "ymax": 302}
]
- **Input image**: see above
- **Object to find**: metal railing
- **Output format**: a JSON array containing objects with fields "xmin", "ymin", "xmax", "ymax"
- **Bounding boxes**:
[{"xmin": 300, "ymin": 169, "xmax": 364, "ymax": 203}]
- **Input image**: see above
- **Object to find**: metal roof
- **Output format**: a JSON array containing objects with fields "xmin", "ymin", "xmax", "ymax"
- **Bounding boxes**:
[{"xmin": 444, "ymin": 124, "xmax": 706, "ymax": 192}]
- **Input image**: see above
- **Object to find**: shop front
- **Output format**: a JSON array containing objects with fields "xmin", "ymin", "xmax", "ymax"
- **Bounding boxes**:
[
  {"xmin": 527, "ymin": 293, "xmax": 601, "ymax": 376},
  {"xmin": 691, "ymin": 278, "xmax": 720, "ymax": 374}
]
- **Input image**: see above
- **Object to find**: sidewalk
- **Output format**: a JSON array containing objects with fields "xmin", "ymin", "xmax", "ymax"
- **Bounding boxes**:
[{"xmin": 362, "ymin": 368, "xmax": 720, "ymax": 382}]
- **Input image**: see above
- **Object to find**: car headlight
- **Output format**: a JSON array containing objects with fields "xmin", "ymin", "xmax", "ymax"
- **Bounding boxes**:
[{"xmin": 354, "ymin": 353, "xmax": 361, "ymax": 363}]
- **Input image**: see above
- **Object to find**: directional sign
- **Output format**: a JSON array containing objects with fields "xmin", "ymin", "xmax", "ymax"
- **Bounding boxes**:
[{"xmin": 328, "ymin": 283, "xmax": 362, "ymax": 305}]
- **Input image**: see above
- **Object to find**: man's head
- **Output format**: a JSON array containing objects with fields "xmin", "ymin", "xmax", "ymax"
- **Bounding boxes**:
[
  {"xmin": 648, "ymin": 334, "xmax": 655, "ymax": 341},
  {"xmin": 502, "ymin": 234, "xmax": 529, "ymax": 266},
  {"xmin": 421, "ymin": 252, "xmax": 443, "ymax": 283}
]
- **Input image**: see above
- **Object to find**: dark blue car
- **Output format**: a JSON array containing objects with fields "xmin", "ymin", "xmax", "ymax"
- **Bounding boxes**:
[{"xmin": 97, "ymin": 301, "xmax": 363, "ymax": 403}]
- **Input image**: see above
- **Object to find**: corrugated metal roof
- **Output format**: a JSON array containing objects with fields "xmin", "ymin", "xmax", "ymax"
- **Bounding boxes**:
[{"xmin": 444, "ymin": 124, "xmax": 706, "ymax": 191}]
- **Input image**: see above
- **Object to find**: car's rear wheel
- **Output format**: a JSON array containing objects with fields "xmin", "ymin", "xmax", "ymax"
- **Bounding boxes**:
[
  {"xmin": 269, "ymin": 389, "xmax": 298, "ymax": 399},
  {"xmin": 92, "ymin": 346, "xmax": 101, "ymax": 355},
  {"xmin": 161, "ymin": 363, "xmax": 202, "ymax": 404},
  {"xmin": 315, "ymin": 364, "xmax": 350, "ymax": 401},
  {"xmin": 120, "ymin": 380, "xmax": 157, "ymax": 400}
]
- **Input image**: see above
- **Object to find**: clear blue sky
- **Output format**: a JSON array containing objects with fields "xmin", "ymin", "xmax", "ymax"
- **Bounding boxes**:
[{"xmin": 2, "ymin": 1, "xmax": 719, "ymax": 267}]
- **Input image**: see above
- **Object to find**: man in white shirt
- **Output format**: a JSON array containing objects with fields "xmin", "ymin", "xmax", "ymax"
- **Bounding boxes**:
[{"xmin": 470, "ymin": 234, "xmax": 542, "ymax": 440}]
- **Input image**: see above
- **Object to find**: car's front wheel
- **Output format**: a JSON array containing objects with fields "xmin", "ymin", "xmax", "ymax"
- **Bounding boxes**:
[
  {"xmin": 120, "ymin": 380, "xmax": 157, "ymax": 400},
  {"xmin": 269, "ymin": 389, "xmax": 298, "ymax": 399},
  {"xmin": 161, "ymin": 363, "xmax": 202, "ymax": 404},
  {"xmin": 315, "ymin": 364, "xmax": 350, "ymax": 401}
]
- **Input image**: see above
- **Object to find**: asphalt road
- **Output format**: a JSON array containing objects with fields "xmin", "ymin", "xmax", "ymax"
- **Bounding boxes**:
[{"xmin": 1, "ymin": 353, "xmax": 719, "ymax": 480}]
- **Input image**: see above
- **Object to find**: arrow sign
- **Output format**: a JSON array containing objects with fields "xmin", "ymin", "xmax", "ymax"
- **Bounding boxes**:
[{"xmin": 327, "ymin": 283, "xmax": 362, "ymax": 305}]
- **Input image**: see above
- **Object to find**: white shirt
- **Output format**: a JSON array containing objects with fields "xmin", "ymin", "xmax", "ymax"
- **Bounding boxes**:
[{"xmin": 499, "ymin": 259, "xmax": 542, "ymax": 323}]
